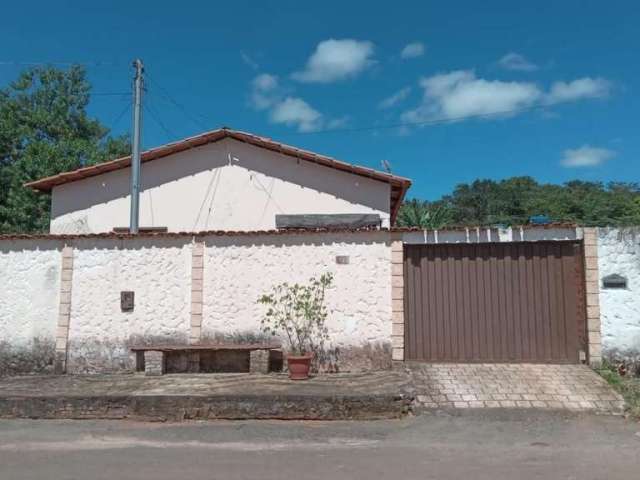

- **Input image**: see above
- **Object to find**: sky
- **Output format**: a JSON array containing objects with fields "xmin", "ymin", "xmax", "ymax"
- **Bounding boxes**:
[{"xmin": 1, "ymin": 0, "xmax": 638, "ymax": 200}]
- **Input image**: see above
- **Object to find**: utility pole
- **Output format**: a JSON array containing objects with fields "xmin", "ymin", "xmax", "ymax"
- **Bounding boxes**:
[{"xmin": 129, "ymin": 58, "xmax": 144, "ymax": 234}]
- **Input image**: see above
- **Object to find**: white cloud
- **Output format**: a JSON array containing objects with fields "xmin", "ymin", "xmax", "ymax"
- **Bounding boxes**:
[
  {"xmin": 326, "ymin": 116, "xmax": 350, "ymax": 129},
  {"xmin": 402, "ymin": 70, "xmax": 542, "ymax": 123},
  {"xmin": 378, "ymin": 86, "xmax": 412, "ymax": 109},
  {"xmin": 253, "ymin": 73, "xmax": 278, "ymax": 91},
  {"xmin": 292, "ymin": 39, "xmax": 375, "ymax": 83},
  {"xmin": 269, "ymin": 97, "xmax": 323, "ymax": 132},
  {"xmin": 498, "ymin": 52, "xmax": 538, "ymax": 72},
  {"xmin": 546, "ymin": 77, "xmax": 611, "ymax": 104},
  {"xmin": 401, "ymin": 70, "xmax": 613, "ymax": 124},
  {"xmin": 250, "ymin": 73, "xmax": 280, "ymax": 110},
  {"xmin": 401, "ymin": 42, "xmax": 425, "ymax": 59},
  {"xmin": 561, "ymin": 145, "xmax": 615, "ymax": 167},
  {"xmin": 249, "ymin": 73, "xmax": 336, "ymax": 132}
]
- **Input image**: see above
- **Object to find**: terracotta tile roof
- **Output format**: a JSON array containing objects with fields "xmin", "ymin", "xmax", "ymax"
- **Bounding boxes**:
[
  {"xmin": 0, "ymin": 227, "xmax": 391, "ymax": 241},
  {"xmin": 24, "ymin": 128, "xmax": 412, "ymax": 225},
  {"xmin": 0, "ymin": 224, "xmax": 578, "ymax": 241}
]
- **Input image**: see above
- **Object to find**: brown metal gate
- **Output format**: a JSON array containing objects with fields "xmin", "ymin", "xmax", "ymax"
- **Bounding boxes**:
[{"xmin": 404, "ymin": 241, "xmax": 586, "ymax": 363}]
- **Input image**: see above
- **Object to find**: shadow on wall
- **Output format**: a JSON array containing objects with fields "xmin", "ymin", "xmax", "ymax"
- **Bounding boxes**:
[
  {"xmin": 0, "ymin": 338, "xmax": 55, "ymax": 376},
  {"xmin": 52, "ymin": 139, "xmax": 389, "ymax": 220},
  {"xmin": 0, "ymin": 239, "xmax": 66, "ymax": 254},
  {"xmin": 603, "ymin": 348, "xmax": 640, "ymax": 377},
  {"xmin": 67, "ymin": 333, "xmax": 191, "ymax": 374},
  {"xmin": 316, "ymin": 342, "xmax": 393, "ymax": 373},
  {"xmin": 1, "ymin": 231, "xmax": 390, "ymax": 256},
  {"xmin": 202, "ymin": 231, "xmax": 390, "ymax": 250}
]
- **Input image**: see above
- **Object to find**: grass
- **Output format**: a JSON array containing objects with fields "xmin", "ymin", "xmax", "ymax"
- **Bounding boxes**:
[{"xmin": 597, "ymin": 363, "xmax": 640, "ymax": 418}]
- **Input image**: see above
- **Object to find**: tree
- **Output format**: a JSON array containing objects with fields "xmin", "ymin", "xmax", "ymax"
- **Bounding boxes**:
[
  {"xmin": 0, "ymin": 66, "xmax": 130, "ymax": 233},
  {"xmin": 399, "ymin": 178, "xmax": 640, "ymax": 228}
]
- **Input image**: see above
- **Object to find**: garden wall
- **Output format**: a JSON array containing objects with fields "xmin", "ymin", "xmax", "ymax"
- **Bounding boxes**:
[
  {"xmin": 598, "ymin": 227, "xmax": 640, "ymax": 363},
  {"xmin": 0, "ymin": 239, "xmax": 64, "ymax": 375},
  {"xmin": 2, "ymin": 225, "xmax": 638, "ymax": 376},
  {"xmin": 0, "ymin": 230, "xmax": 392, "ymax": 375}
]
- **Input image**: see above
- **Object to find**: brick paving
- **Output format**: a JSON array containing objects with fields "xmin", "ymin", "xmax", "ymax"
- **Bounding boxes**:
[{"xmin": 410, "ymin": 363, "xmax": 625, "ymax": 414}]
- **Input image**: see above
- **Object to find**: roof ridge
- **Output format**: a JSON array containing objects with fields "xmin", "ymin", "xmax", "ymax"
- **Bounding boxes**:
[{"xmin": 23, "ymin": 127, "xmax": 411, "ymax": 224}]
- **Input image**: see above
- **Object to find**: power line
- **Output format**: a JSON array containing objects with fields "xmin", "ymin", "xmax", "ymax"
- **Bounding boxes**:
[
  {"xmin": 145, "ymin": 74, "xmax": 213, "ymax": 131},
  {"xmin": 0, "ymin": 61, "xmax": 124, "ymax": 67},
  {"xmin": 120, "ymin": 77, "xmax": 553, "ymax": 138},
  {"xmin": 144, "ymin": 103, "xmax": 179, "ymax": 140},
  {"xmin": 290, "ymin": 103, "xmax": 551, "ymax": 136},
  {"xmin": 92, "ymin": 92, "xmax": 130, "ymax": 97},
  {"xmin": 109, "ymin": 102, "xmax": 132, "ymax": 132}
]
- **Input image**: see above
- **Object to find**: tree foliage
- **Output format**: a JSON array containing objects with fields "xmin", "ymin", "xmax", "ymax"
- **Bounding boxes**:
[
  {"xmin": 396, "ymin": 199, "xmax": 452, "ymax": 229},
  {"xmin": 0, "ymin": 66, "xmax": 130, "ymax": 233},
  {"xmin": 399, "ymin": 176, "xmax": 640, "ymax": 228}
]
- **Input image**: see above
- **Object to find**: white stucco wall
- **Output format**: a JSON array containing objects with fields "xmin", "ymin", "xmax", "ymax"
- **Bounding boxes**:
[
  {"xmin": 598, "ymin": 227, "xmax": 640, "ymax": 357},
  {"xmin": 66, "ymin": 238, "xmax": 192, "ymax": 372},
  {"xmin": 0, "ymin": 240, "xmax": 62, "ymax": 346},
  {"xmin": 50, "ymin": 138, "xmax": 391, "ymax": 234},
  {"xmin": 201, "ymin": 232, "xmax": 392, "ymax": 350},
  {"xmin": 0, "ymin": 231, "xmax": 391, "ymax": 373}
]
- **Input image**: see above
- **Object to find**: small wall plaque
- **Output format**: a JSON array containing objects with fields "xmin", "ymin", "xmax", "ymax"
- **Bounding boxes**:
[
  {"xmin": 336, "ymin": 255, "xmax": 350, "ymax": 265},
  {"xmin": 121, "ymin": 291, "xmax": 135, "ymax": 311}
]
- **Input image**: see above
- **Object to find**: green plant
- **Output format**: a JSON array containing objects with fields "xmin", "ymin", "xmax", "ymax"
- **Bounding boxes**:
[
  {"xmin": 258, "ymin": 273, "xmax": 333, "ymax": 356},
  {"xmin": 597, "ymin": 360, "xmax": 640, "ymax": 418},
  {"xmin": 396, "ymin": 199, "xmax": 452, "ymax": 229}
]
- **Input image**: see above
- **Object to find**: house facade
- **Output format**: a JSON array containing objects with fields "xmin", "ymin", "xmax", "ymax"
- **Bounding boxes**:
[{"xmin": 25, "ymin": 129, "xmax": 411, "ymax": 234}]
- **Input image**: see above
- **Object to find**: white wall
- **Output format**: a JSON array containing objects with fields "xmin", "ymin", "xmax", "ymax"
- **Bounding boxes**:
[
  {"xmin": 50, "ymin": 138, "xmax": 391, "ymax": 233},
  {"xmin": 598, "ymin": 227, "xmax": 640, "ymax": 358},
  {"xmin": 402, "ymin": 226, "xmax": 579, "ymax": 244},
  {"xmin": 66, "ymin": 237, "xmax": 192, "ymax": 372},
  {"xmin": 201, "ymin": 232, "xmax": 391, "ymax": 347},
  {"xmin": 0, "ymin": 231, "xmax": 392, "ymax": 373},
  {"xmin": 0, "ymin": 240, "xmax": 61, "ymax": 346}
]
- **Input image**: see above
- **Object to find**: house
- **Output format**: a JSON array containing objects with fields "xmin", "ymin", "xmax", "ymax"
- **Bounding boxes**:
[{"xmin": 25, "ymin": 128, "xmax": 411, "ymax": 234}]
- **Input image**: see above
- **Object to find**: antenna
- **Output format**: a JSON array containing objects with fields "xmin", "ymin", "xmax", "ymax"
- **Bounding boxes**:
[{"xmin": 381, "ymin": 159, "xmax": 392, "ymax": 174}]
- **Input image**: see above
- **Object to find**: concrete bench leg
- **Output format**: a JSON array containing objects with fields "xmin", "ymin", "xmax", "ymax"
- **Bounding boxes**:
[
  {"xmin": 144, "ymin": 350, "xmax": 165, "ymax": 376},
  {"xmin": 249, "ymin": 350, "xmax": 269, "ymax": 374},
  {"xmin": 187, "ymin": 351, "xmax": 200, "ymax": 373}
]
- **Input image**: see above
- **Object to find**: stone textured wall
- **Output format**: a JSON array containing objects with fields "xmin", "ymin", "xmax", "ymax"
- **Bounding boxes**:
[
  {"xmin": 0, "ymin": 232, "xmax": 392, "ymax": 374},
  {"xmin": 598, "ymin": 227, "xmax": 640, "ymax": 361},
  {"xmin": 66, "ymin": 238, "xmax": 192, "ymax": 373},
  {"xmin": 0, "ymin": 240, "xmax": 62, "ymax": 374},
  {"xmin": 202, "ymin": 232, "xmax": 392, "ymax": 371}
]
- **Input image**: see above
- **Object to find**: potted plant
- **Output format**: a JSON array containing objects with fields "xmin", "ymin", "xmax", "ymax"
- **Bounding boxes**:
[{"xmin": 258, "ymin": 273, "xmax": 332, "ymax": 380}]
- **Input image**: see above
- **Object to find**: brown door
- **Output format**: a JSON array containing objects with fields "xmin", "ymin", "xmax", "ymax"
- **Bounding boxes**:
[{"xmin": 404, "ymin": 241, "xmax": 586, "ymax": 363}]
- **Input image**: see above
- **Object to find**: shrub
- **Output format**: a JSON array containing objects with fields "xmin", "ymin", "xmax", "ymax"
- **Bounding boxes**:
[{"xmin": 258, "ymin": 273, "xmax": 333, "ymax": 356}]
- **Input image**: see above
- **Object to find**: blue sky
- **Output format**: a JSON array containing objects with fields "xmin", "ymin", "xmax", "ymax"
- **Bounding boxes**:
[{"xmin": 1, "ymin": 1, "xmax": 638, "ymax": 199}]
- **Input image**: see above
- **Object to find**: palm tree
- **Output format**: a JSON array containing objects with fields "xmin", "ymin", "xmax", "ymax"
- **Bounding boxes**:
[{"xmin": 396, "ymin": 199, "xmax": 452, "ymax": 229}]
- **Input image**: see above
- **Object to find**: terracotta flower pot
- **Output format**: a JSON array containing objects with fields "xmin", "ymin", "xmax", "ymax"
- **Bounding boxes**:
[{"xmin": 287, "ymin": 353, "xmax": 313, "ymax": 380}]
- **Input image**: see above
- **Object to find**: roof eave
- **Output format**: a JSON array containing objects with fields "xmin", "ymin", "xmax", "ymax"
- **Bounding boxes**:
[{"xmin": 23, "ymin": 129, "xmax": 413, "ymax": 218}]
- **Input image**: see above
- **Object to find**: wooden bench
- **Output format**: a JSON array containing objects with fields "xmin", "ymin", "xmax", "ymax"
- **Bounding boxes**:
[{"xmin": 131, "ymin": 344, "xmax": 281, "ymax": 376}]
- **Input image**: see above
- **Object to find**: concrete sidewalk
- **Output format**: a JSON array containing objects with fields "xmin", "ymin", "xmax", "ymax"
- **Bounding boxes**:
[
  {"xmin": 0, "ymin": 371, "xmax": 413, "ymax": 421},
  {"xmin": 0, "ymin": 364, "xmax": 627, "ymax": 421}
]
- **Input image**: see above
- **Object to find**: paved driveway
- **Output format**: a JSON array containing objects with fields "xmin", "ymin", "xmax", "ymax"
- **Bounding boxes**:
[{"xmin": 409, "ymin": 363, "xmax": 625, "ymax": 413}]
